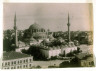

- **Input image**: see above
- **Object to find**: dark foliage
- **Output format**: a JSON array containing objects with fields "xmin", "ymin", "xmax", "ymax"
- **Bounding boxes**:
[
  {"xmin": 21, "ymin": 45, "xmax": 47, "ymax": 60},
  {"xmin": 3, "ymin": 37, "xmax": 16, "ymax": 51},
  {"xmin": 59, "ymin": 57, "xmax": 80, "ymax": 68}
]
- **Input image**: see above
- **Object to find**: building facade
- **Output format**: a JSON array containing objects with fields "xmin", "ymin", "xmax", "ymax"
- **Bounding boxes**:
[
  {"xmin": 2, "ymin": 51, "xmax": 33, "ymax": 69},
  {"xmin": 40, "ymin": 44, "xmax": 77, "ymax": 59}
]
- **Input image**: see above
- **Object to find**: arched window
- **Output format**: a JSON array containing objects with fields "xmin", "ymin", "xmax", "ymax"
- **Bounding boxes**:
[
  {"xmin": 14, "ymin": 61, "xmax": 16, "ymax": 64},
  {"xmin": 20, "ymin": 60, "xmax": 22, "ymax": 63},
  {"xmin": 11, "ymin": 62, "xmax": 13, "ymax": 65},
  {"xmin": 8, "ymin": 62, "xmax": 10, "ymax": 65},
  {"xmin": 24, "ymin": 60, "xmax": 25, "ymax": 63},
  {"xmin": 26, "ymin": 65, "xmax": 27, "ymax": 67},
  {"xmin": 11, "ymin": 67, "xmax": 13, "ymax": 69},
  {"xmin": 18, "ymin": 61, "xmax": 19, "ymax": 64},
  {"xmin": 5, "ymin": 62, "xmax": 7, "ymax": 66},
  {"xmin": 23, "ymin": 65, "xmax": 25, "ymax": 68},
  {"xmin": 30, "ymin": 59, "xmax": 31, "ymax": 62},
  {"xmin": 17, "ymin": 66, "xmax": 19, "ymax": 69},
  {"xmin": 29, "ymin": 64, "xmax": 31, "ymax": 67}
]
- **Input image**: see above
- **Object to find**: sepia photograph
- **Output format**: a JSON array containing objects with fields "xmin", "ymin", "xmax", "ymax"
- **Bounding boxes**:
[{"xmin": 2, "ymin": 3, "xmax": 94, "ymax": 69}]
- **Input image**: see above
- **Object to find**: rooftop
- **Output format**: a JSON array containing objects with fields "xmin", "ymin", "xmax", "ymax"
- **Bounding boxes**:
[
  {"xmin": 75, "ymin": 53, "xmax": 93, "ymax": 60},
  {"xmin": 3, "ymin": 51, "xmax": 32, "ymax": 61},
  {"xmin": 29, "ymin": 23, "xmax": 45, "ymax": 30}
]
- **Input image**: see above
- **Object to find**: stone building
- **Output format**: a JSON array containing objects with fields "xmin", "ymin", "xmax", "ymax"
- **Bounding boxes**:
[
  {"xmin": 29, "ymin": 23, "xmax": 48, "ymax": 40},
  {"xmin": 2, "ymin": 51, "xmax": 33, "ymax": 69},
  {"xmin": 40, "ymin": 43, "xmax": 77, "ymax": 59},
  {"xmin": 75, "ymin": 53, "xmax": 94, "ymax": 67}
]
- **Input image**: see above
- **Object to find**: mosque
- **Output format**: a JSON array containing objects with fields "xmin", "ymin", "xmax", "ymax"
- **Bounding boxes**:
[
  {"xmin": 14, "ymin": 13, "xmax": 77, "ymax": 59},
  {"xmin": 28, "ymin": 22, "xmax": 54, "ymax": 43}
]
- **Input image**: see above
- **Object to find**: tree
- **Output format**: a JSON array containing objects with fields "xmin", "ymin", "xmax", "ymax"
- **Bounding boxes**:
[{"xmin": 21, "ymin": 45, "xmax": 46, "ymax": 60}]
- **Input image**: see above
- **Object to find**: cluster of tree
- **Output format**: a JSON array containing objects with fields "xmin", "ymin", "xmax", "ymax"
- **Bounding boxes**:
[
  {"xmin": 3, "ymin": 34, "xmax": 16, "ymax": 51},
  {"xmin": 21, "ymin": 45, "xmax": 47, "ymax": 60},
  {"xmin": 3, "ymin": 30, "xmax": 24, "ymax": 52},
  {"xmin": 53, "ymin": 31, "xmax": 93, "ymax": 45},
  {"xmin": 41, "ymin": 37, "xmax": 67, "ymax": 47},
  {"xmin": 50, "ymin": 56, "xmax": 58, "ymax": 60}
]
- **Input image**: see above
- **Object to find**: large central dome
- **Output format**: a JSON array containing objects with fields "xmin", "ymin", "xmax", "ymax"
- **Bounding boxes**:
[
  {"xmin": 28, "ymin": 23, "xmax": 48, "ymax": 40},
  {"xmin": 29, "ymin": 23, "xmax": 44, "ymax": 30}
]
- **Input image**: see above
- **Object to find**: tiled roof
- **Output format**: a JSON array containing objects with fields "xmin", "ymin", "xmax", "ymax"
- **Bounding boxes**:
[{"xmin": 3, "ymin": 51, "xmax": 32, "ymax": 61}]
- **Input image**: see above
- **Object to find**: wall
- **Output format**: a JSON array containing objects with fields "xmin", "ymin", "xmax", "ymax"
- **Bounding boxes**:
[{"xmin": 2, "ymin": 57, "xmax": 33, "ymax": 69}]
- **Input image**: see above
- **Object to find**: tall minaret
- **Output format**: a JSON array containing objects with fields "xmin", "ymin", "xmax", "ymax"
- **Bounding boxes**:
[
  {"xmin": 14, "ymin": 13, "xmax": 18, "ymax": 47},
  {"xmin": 67, "ymin": 13, "xmax": 70, "ymax": 44}
]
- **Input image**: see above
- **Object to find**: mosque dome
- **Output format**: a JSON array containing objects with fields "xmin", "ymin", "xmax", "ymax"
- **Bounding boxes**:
[{"xmin": 29, "ymin": 23, "xmax": 45, "ymax": 31}]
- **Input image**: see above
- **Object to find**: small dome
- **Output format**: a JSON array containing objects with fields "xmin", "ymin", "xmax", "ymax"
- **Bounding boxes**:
[
  {"xmin": 30, "ymin": 37, "xmax": 36, "ymax": 41},
  {"xmin": 49, "ymin": 35, "xmax": 54, "ymax": 41},
  {"xmin": 41, "ymin": 39, "xmax": 49, "ymax": 44}
]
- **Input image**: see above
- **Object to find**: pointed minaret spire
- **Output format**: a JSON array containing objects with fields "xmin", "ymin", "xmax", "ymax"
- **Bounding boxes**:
[
  {"xmin": 14, "ymin": 13, "xmax": 18, "ymax": 48},
  {"xmin": 67, "ymin": 13, "xmax": 70, "ymax": 45},
  {"xmin": 14, "ymin": 13, "xmax": 16, "ymax": 28}
]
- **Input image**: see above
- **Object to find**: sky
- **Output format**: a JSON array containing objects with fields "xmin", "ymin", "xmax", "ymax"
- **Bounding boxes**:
[{"xmin": 3, "ymin": 3, "xmax": 93, "ymax": 32}]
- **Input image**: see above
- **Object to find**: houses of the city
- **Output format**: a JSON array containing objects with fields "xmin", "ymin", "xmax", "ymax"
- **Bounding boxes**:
[
  {"xmin": 2, "ymin": 51, "xmax": 33, "ymax": 69},
  {"xmin": 75, "ymin": 53, "xmax": 94, "ymax": 67},
  {"xmin": 40, "ymin": 42, "xmax": 77, "ymax": 59},
  {"xmin": 2, "ymin": 11, "xmax": 94, "ymax": 69}
]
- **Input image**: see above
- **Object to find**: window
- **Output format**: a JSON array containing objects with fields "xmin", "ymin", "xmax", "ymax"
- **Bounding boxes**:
[
  {"xmin": 14, "ymin": 67, "xmax": 16, "ymax": 69},
  {"xmin": 91, "ymin": 61, "xmax": 94, "ymax": 65},
  {"xmin": 26, "ymin": 65, "xmax": 27, "ymax": 67},
  {"xmin": 20, "ymin": 60, "xmax": 22, "ymax": 63},
  {"xmin": 30, "ymin": 59, "xmax": 31, "ymax": 62},
  {"xmin": 18, "ymin": 61, "xmax": 19, "ymax": 64},
  {"xmin": 5, "ymin": 68, "xmax": 6, "ymax": 69},
  {"xmin": 17, "ymin": 66, "xmax": 19, "ymax": 69},
  {"xmin": 5, "ymin": 62, "xmax": 7, "ymax": 66},
  {"xmin": 8, "ymin": 62, "xmax": 10, "ymax": 65},
  {"xmin": 14, "ymin": 61, "xmax": 16, "ymax": 64},
  {"xmin": 11, "ymin": 67, "xmax": 13, "ymax": 69},
  {"xmin": 23, "ymin": 65, "xmax": 25, "ymax": 68},
  {"xmin": 20, "ymin": 66, "xmax": 22, "ymax": 68},
  {"xmin": 29, "ymin": 64, "xmax": 31, "ymax": 67},
  {"xmin": 24, "ymin": 60, "xmax": 25, "ymax": 63},
  {"xmin": 11, "ymin": 62, "xmax": 13, "ymax": 65},
  {"xmin": 89, "ymin": 62, "xmax": 91, "ymax": 65}
]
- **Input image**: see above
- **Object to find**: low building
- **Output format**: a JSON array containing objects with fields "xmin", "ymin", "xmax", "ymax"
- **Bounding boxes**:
[
  {"xmin": 18, "ymin": 41, "xmax": 26, "ymax": 47},
  {"xmin": 15, "ymin": 46, "xmax": 29, "ymax": 52},
  {"xmin": 2, "ymin": 51, "xmax": 33, "ymax": 69},
  {"xmin": 61, "ymin": 45, "xmax": 77, "ymax": 56},
  {"xmin": 40, "ymin": 46, "xmax": 61, "ymax": 59},
  {"xmin": 29, "ymin": 37, "xmax": 38, "ymax": 45},
  {"xmin": 16, "ymin": 41, "xmax": 29, "ymax": 53},
  {"xmin": 40, "ymin": 43, "xmax": 77, "ymax": 59},
  {"xmin": 75, "ymin": 53, "xmax": 94, "ymax": 67}
]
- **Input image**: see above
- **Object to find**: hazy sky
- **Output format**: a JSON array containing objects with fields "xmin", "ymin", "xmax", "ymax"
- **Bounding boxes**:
[{"xmin": 3, "ymin": 3, "xmax": 93, "ymax": 31}]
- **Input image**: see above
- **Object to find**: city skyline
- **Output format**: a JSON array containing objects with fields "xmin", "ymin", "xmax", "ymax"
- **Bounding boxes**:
[{"xmin": 3, "ymin": 3, "xmax": 93, "ymax": 32}]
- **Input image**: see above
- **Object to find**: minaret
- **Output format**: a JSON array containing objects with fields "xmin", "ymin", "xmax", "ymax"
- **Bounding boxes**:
[
  {"xmin": 67, "ymin": 13, "xmax": 70, "ymax": 45},
  {"xmin": 14, "ymin": 13, "xmax": 18, "ymax": 47}
]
